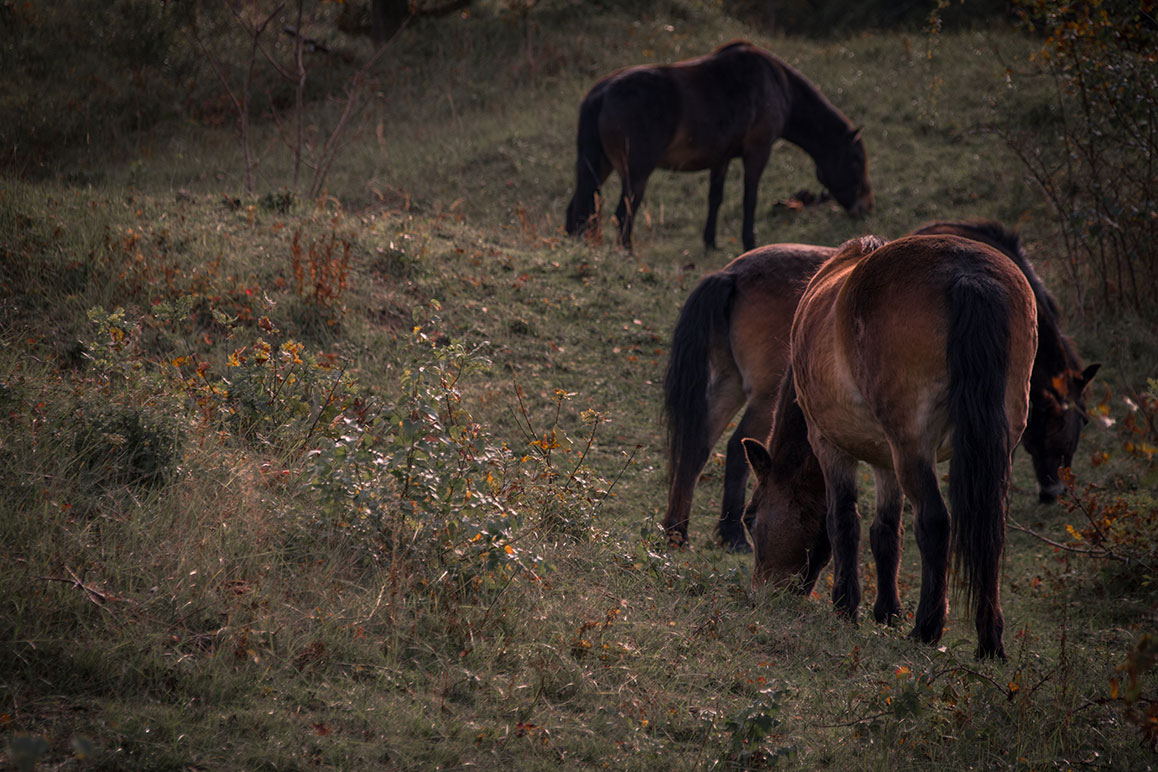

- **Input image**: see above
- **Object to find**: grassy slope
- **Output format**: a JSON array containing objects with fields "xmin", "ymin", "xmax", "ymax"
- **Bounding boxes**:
[{"xmin": 2, "ymin": 3, "xmax": 1156, "ymax": 770}]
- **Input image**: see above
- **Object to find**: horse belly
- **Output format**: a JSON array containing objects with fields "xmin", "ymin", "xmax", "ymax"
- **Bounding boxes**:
[
  {"xmin": 815, "ymin": 402, "xmax": 896, "ymax": 469},
  {"xmin": 656, "ymin": 133, "xmax": 727, "ymax": 171}
]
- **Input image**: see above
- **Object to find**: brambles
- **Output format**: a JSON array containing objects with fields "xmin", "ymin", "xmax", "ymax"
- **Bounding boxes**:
[
  {"xmin": 1052, "ymin": 379, "xmax": 1158, "ymax": 587},
  {"xmin": 1111, "ymin": 633, "xmax": 1158, "ymax": 750},
  {"xmin": 719, "ymin": 687, "xmax": 795, "ymax": 770}
]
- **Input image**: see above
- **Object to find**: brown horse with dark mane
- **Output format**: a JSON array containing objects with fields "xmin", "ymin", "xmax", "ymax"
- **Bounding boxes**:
[
  {"xmin": 565, "ymin": 41, "xmax": 873, "ymax": 252},
  {"xmin": 744, "ymin": 234, "xmax": 1039, "ymax": 659},
  {"xmin": 661, "ymin": 221, "xmax": 1097, "ymax": 551}
]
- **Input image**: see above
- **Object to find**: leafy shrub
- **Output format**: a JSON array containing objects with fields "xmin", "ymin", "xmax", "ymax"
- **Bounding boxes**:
[
  {"xmin": 1106, "ymin": 633, "xmax": 1158, "ymax": 750},
  {"xmin": 1004, "ymin": 0, "xmax": 1158, "ymax": 318},
  {"xmin": 1053, "ymin": 379, "xmax": 1158, "ymax": 588},
  {"xmin": 75, "ymin": 306, "xmax": 185, "ymax": 488},
  {"xmin": 306, "ymin": 312, "xmax": 607, "ymax": 587},
  {"xmin": 719, "ymin": 686, "xmax": 795, "ymax": 769},
  {"xmin": 289, "ymin": 227, "xmax": 353, "ymax": 329}
]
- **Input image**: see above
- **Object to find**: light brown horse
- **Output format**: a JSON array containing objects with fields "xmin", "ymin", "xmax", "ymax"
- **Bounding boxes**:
[
  {"xmin": 744, "ymin": 234, "xmax": 1039, "ymax": 658},
  {"xmin": 565, "ymin": 41, "xmax": 873, "ymax": 252},
  {"xmin": 661, "ymin": 220, "xmax": 1097, "ymax": 550}
]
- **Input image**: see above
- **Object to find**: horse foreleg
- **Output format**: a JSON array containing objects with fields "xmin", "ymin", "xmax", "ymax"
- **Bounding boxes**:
[
  {"xmin": 741, "ymin": 146, "xmax": 772, "ymax": 252},
  {"xmin": 869, "ymin": 468, "xmax": 904, "ymax": 625},
  {"xmin": 897, "ymin": 458, "xmax": 950, "ymax": 645},
  {"xmin": 721, "ymin": 400, "xmax": 772, "ymax": 551},
  {"xmin": 815, "ymin": 438, "xmax": 862, "ymax": 621},
  {"xmin": 703, "ymin": 163, "xmax": 728, "ymax": 250}
]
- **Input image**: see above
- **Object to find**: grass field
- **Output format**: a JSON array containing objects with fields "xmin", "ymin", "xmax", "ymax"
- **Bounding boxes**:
[{"xmin": 2, "ymin": 2, "xmax": 1156, "ymax": 770}]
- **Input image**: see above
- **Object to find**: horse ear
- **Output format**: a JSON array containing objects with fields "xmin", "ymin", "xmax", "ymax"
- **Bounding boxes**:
[
  {"xmin": 851, "ymin": 125, "xmax": 864, "ymax": 141},
  {"xmin": 742, "ymin": 438, "xmax": 773, "ymax": 484},
  {"xmin": 1080, "ymin": 363, "xmax": 1101, "ymax": 389}
]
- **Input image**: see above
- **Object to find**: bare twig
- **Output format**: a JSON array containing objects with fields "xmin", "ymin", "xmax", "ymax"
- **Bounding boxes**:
[
  {"xmin": 190, "ymin": 3, "xmax": 283, "ymax": 192},
  {"xmin": 308, "ymin": 17, "xmax": 408, "ymax": 197},
  {"xmin": 1007, "ymin": 518, "xmax": 1128, "ymax": 563},
  {"xmin": 39, "ymin": 568, "xmax": 110, "ymax": 607},
  {"xmin": 593, "ymin": 443, "xmax": 640, "ymax": 515},
  {"xmin": 300, "ymin": 364, "xmax": 348, "ymax": 452}
]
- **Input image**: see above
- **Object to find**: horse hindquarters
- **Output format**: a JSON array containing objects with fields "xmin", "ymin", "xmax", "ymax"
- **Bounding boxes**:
[
  {"xmin": 662, "ymin": 272, "xmax": 743, "ymax": 545},
  {"xmin": 566, "ymin": 91, "xmax": 611, "ymax": 238}
]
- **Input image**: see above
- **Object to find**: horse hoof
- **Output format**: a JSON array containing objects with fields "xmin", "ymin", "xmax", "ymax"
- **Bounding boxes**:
[
  {"xmin": 906, "ymin": 625, "xmax": 943, "ymax": 646},
  {"xmin": 975, "ymin": 645, "xmax": 1007, "ymax": 661},
  {"xmin": 724, "ymin": 539, "xmax": 752, "ymax": 554},
  {"xmin": 873, "ymin": 604, "xmax": 903, "ymax": 626}
]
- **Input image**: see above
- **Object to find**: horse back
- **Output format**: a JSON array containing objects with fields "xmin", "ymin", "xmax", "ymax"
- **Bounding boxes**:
[
  {"xmin": 726, "ymin": 244, "xmax": 833, "ymax": 399},
  {"xmin": 587, "ymin": 64, "xmax": 683, "ymax": 174},
  {"xmin": 592, "ymin": 43, "xmax": 791, "ymax": 173},
  {"xmin": 665, "ymin": 45, "xmax": 791, "ymax": 169}
]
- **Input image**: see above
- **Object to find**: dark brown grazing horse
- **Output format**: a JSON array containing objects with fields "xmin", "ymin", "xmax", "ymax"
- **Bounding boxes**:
[
  {"xmin": 745, "ymin": 234, "xmax": 1039, "ymax": 659},
  {"xmin": 661, "ymin": 220, "xmax": 1098, "ymax": 550},
  {"xmin": 911, "ymin": 222, "xmax": 1099, "ymax": 502},
  {"xmin": 564, "ymin": 41, "xmax": 873, "ymax": 252}
]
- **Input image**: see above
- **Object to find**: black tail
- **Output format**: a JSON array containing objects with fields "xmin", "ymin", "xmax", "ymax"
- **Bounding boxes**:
[
  {"xmin": 663, "ymin": 271, "xmax": 738, "ymax": 493},
  {"xmin": 565, "ymin": 90, "xmax": 608, "ymax": 236},
  {"xmin": 946, "ymin": 274, "xmax": 1012, "ymax": 618}
]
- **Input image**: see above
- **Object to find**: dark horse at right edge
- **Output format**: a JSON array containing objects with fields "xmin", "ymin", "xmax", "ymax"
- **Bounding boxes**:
[{"xmin": 565, "ymin": 41, "xmax": 874, "ymax": 251}]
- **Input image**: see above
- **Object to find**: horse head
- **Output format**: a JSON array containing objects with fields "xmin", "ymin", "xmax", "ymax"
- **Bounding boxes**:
[
  {"xmin": 1021, "ymin": 363, "xmax": 1101, "ymax": 503},
  {"xmin": 743, "ymin": 438, "xmax": 826, "ymax": 589},
  {"xmin": 816, "ymin": 127, "xmax": 873, "ymax": 216},
  {"xmin": 741, "ymin": 370, "xmax": 830, "ymax": 592}
]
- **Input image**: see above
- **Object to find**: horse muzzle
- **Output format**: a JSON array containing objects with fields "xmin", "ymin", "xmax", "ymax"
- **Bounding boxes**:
[
  {"xmin": 848, "ymin": 191, "xmax": 874, "ymax": 216},
  {"xmin": 1037, "ymin": 480, "xmax": 1065, "ymax": 504}
]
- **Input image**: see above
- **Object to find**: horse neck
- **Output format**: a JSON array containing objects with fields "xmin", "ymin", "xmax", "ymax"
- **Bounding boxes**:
[
  {"xmin": 1031, "ymin": 305, "xmax": 1079, "ymax": 393},
  {"xmin": 779, "ymin": 66, "xmax": 853, "ymax": 161},
  {"xmin": 769, "ymin": 372, "xmax": 822, "ymax": 490}
]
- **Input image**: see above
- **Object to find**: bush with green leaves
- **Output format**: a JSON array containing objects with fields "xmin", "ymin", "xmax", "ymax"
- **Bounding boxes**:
[
  {"xmin": 306, "ymin": 316, "xmax": 608, "ymax": 589},
  {"xmin": 1004, "ymin": 0, "xmax": 1158, "ymax": 318},
  {"xmin": 74, "ymin": 306, "xmax": 186, "ymax": 489}
]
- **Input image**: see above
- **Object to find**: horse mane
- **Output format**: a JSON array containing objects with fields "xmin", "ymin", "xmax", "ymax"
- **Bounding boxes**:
[
  {"xmin": 714, "ymin": 39, "xmax": 754, "ymax": 55},
  {"xmin": 776, "ymin": 57, "xmax": 858, "ymax": 147},
  {"xmin": 838, "ymin": 234, "xmax": 888, "ymax": 258}
]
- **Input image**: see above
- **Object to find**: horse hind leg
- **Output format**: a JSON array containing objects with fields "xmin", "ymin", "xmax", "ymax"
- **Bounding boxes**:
[
  {"xmin": 815, "ymin": 437, "xmax": 862, "ymax": 621},
  {"xmin": 869, "ymin": 468, "xmax": 904, "ymax": 625},
  {"xmin": 740, "ymin": 144, "xmax": 772, "ymax": 253},
  {"xmin": 662, "ymin": 437, "xmax": 712, "ymax": 546},
  {"xmin": 614, "ymin": 170, "xmax": 652, "ymax": 250},
  {"xmin": 895, "ymin": 456, "xmax": 950, "ymax": 645},
  {"xmin": 662, "ymin": 361, "xmax": 744, "ymax": 547}
]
